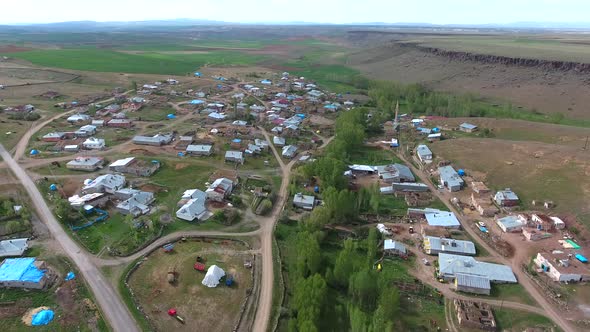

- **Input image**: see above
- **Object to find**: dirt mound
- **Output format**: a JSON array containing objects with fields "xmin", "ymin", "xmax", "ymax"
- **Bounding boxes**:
[
  {"xmin": 22, "ymin": 306, "xmax": 49, "ymax": 326},
  {"xmin": 139, "ymin": 184, "xmax": 165, "ymax": 193}
]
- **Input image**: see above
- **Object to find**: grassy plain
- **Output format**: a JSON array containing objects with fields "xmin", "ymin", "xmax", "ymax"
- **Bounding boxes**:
[
  {"xmin": 418, "ymin": 35, "xmax": 590, "ymax": 62},
  {"xmin": 11, "ymin": 49, "xmax": 266, "ymax": 75},
  {"xmin": 127, "ymin": 239, "xmax": 253, "ymax": 332}
]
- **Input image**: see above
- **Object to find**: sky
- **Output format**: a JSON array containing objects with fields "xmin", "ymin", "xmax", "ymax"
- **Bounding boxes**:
[{"xmin": 2, "ymin": 0, "xmax": 590, "ymax": 25}]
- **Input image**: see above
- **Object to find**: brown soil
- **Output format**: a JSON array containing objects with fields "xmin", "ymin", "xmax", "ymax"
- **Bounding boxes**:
[
  {"xmin": 60, "ymin": 178, "xmax": 82, "ymax": 198},
  {"xmin": 0, "ymin": 45, "xmax": 32, "ymax": 53},
  {"xmin": 175, "ymin": 163, "xmax": 189, "ymax": 170},
  {"xmin": 139, "ymin": 184, "xmax": 165, "ymax": 193},
  {"xmin": 348, "ymin": 43, "xmax": 590, "ymax": 119},
  {"xmin": 0, "ymin": 299, "xmax": 32, "ymax": 319},
  {"xmin": 129, "ymin": 148, "xmax": 156, "ymax": 156},
  {"xmin": 56, "ymin": 281, "xmax": 80, "ymax": 326}
]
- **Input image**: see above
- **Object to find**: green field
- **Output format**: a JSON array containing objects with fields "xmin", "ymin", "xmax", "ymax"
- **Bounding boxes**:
[
  {"xmin": 126, "ymin": 239, "xmax": 253, "ymax": 332},
  {"xmin": 419, "ymin": 35, "xmax": 590, "ymax": 62},
  {"xmin": 493, "ymin": 308, "xmax": 558, "ymax": 331},
  {"xmin": 10, "ymin": 49, "xmax": 265, "ymax": 75}
]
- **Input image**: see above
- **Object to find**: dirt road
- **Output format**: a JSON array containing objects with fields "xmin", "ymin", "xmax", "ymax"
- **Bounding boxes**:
[
  {"xmin": 0, "ymin": 144, "xmax": 139, "ymax": 332},
  {"xmin": 12, "ymin": 91, "xmax": 133, "ymax": 161},
  {"xmin": 396, "ymin": 152, "xmax": 578, "ymax": 332}
]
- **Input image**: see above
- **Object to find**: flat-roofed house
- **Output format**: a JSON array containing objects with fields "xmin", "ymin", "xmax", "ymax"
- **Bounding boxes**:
[
  {"xmin": 439, "ymin": 166, "xmax": 464, "ymax": 192},
  {"xmin": 186, "ymin": 144, "xmax": 213, "ymax": 156},
  {"xmin": 66, "ymin": 156, "xmax": 104, "ymax": 172},
  {"xmin": 225, "ymin": 151, "xmax": 244, "ymax": 164},
  {"xmin": 423, "ymin": 236, "xmax": 476, "ymax": 256},
  {"xmin": 293, "ymin": 193, "xmax": 315, "ymax": 210}
]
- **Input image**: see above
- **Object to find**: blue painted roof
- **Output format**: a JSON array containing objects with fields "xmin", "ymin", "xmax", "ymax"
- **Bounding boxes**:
[{"xmin": 575, "ymin": 254, "xmax": 588, "ymax": 263}]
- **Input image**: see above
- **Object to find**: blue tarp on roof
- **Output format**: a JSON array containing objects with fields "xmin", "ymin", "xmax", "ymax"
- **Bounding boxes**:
[
  {"xmin": 31, "ymin": 310, "xmax": 54, "ymax": 326},
  {"xmin": 575, "ymin": 254, "xmax": 588, "ymax": 263},
  {"xmin": 0, "ymin": 258, "xmax": 45, "ymax": 283}
]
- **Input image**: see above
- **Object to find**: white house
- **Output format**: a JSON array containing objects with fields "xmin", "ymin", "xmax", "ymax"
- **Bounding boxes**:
[
  {"xmin": 82, "ymin": 137, "xmax": 106, "ymax": 150},
  {"xmin": 82, "ymin": 174, "xmax": 126, "ymax": 194},
  {"xmin": 293, "ymin": 193, "xmax": 315, "ymax": 210},
  {"xmin": 176, "ymin": 189, "xmax": 208, "ymax": 221},
  {"xmin": 534, "ymin": 251, "xmax": 590, "ymax": 283}
]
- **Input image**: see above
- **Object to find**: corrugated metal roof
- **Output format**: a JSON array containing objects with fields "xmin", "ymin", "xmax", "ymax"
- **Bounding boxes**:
[
  {"xmin": 384, "ymin": 240, "xmax": 407, "ymax": 254},
  {"xmin": 439, "ymin": 253, "xmax": 517, "ymax": 283},
  {"xmin": 455, "ymin": 273, "xmax": 490, "ymax": 290}
]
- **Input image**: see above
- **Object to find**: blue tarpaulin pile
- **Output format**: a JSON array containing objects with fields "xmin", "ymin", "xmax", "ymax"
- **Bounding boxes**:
[
  {"xmin": 31, "ymin": 309, "xmax": 54, "ymax": 326},
  {"xmin": 65, "ymin": 271, "xmax": 75, "ymax": 281}
]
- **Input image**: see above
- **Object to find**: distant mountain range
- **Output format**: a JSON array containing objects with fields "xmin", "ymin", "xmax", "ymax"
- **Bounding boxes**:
[{"xmin": 3, "ymin": 19, "xmax": 590, "ymax": 31}]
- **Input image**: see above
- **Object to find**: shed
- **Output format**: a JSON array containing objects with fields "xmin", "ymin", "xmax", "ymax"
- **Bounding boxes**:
[
  {"xmin": 454, "ymin": 273, "xmax": 491, "ymax": 295},
  {"xmin": 459, "ymin": 123, "xmax": 478, "ymax": 133},
  {"xmin": 384, "ymin": 240, "xmax": 407, "ymax": 256}
]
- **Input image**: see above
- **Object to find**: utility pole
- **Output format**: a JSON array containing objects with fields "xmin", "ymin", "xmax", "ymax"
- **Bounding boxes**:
[{"xmin": 584, "ymin": 136, "xmax": 589, "ymax": 150}]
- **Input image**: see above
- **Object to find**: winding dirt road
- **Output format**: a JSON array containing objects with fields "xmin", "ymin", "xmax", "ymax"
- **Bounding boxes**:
[
  {"xmin": 0, "ymin": 144, "xmax": 140, "ymax": 332},
  {"xmin": 396, "ymin": 152, "xmax": 577, "ymax": 332}
]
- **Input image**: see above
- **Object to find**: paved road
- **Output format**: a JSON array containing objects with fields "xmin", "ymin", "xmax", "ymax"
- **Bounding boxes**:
[
  {"xmin": 0, "ymin": 144, "xmax": 139, "ymax": 332},
  {"xmin": 397, "ymin": 152, "xmax": 577, "ymax": 332}
]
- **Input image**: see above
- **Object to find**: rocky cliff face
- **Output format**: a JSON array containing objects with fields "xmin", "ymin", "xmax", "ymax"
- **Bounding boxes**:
[{"xmin": 404, "ymin": 43, "xmax": 590, "ymax": 74}]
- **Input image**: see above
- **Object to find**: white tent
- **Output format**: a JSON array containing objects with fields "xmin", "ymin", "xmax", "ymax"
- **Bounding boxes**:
[{"xmin": 202, "ymin": 265, "xmax": 225, "ymax": 288}]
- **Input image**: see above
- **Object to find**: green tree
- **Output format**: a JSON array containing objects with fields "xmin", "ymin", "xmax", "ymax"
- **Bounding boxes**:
[
  {"xmin": 293, "ymin": 274, "xmax": 327, "ymax": 331},
  {"xmin": 349, "ymin": 270, "xmax": 378, "ymax": 311},
  {"xmin": 333, "ymin": 239, "xmax": 357, "ymax": 288},
  {"xmin": 366, "ymin": 228, "xmax": 378, "ymax": 266},
  {"xmin": 2, "ymin": 200, "xmax": 14, "ymax": 216},
  {"xmin": 5, "ymin": 220, "xmax": 22, "ymax": 234},
  {"xmin": 296, "ymin": 232, "xmax": 322, "ymax": 278},
  {"xmin": 302, "ymin": 206, "xmax": 332, "ymax": 232}
]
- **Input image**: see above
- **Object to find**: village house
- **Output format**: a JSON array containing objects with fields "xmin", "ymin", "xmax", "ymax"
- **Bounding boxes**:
[
  {"xmin": 438, "ymin": 253, "xmax": 517, "ymax": 295},
  {"xmin": 42, "ymin": 132, "xmax": 67, "ymax": 142},
  {"xmin": 67, "ymin": 113, "xmax": 91, "ymax": 124},
  {"xmin": 384, "ymin": 240, "xmax": 407, "ymax": 257},
  {"xmin": 439, "ymin": 166, "xmax": 464, "ymax": 192},
  {"xmin": 225, "ymin": 151, "xmax": 244, "ymax": 164},
  {"xmin": 68, "ymin": 193, "xmax": 109, "ymax": 208},
  {"xmin": 428, "ymin": 133, "xmax": 442, "ymax": 141},
  {"xmin": 109, "ymin": 157, "xmax": 160, "ymax": 176},
  {"xmin": 115, "ymin": 189, "xmax": 155, "ymax": 217},
  {"xmin": 495, "ymin": 215, "xmax": 524, "ymax": 233},
  {"xmin": 133, "ymin": 133, "xmax": 173, "ymax": 146},
  {"xmin": 522, "ymin": 227, "xmax": 552, "ymax": 241},
  {"xmin": 74, "ymin": 124, "xmax": 97, "ymax": 137},
  {"xmin": 186, "ymin": 144, "xmax": 213, "ymax": 156},
  {"xmin": 107, "ymin": 119, "xmax": 133, "ymax": 128},
  {"xmin": 375, "ymin": 163, "xmax": 415, "ymax": 183},
  {"xmin": 423, "ymin": 236, "xmax": 476, "ymax": 256},
  {"xmin": 0, "ymin": 258, "xmax": 55, "ymax": 290},
  {"xmin": 494, "ymin": 189, "xmax": 519, "ymax": 207},
  {"xmin": 176, "ymin": 189, "xmax": 209, "ymax": 222},
  {"xmin": 385, "ymin": 182, "xmax": 430, "ymax": 193},
  {"xmin": 82, "ymin": 174, "xmax": 126, "ymax": 195},
  {"xmin": 293, "ymin": 193, "xmax": 315, "ymax": 210},
  {"xmin": 254, "ymin": 138, "xmax": 270, "ymax": 151},
  {"xmin": 91, "ymin": 119, "xmax": 105, "ymax": 127},
  {"xmin": 206, "ymin": 178, "xmax": 234, "ymax": 202},
  {"xmin": 0, "ymin": 238, "xmax": 29, "ymax": 258},
  {"xmin": 66, "ymin": 156, "xmax": 104, "ymax": 172},
  {"xmin": 534, "ymin": 250, "xmax": 590, "ymax": 283},
  {"xmin": 459, "ymin": 123, "xmax": 478, "ymax": 133},
  {"xmin": 282, "ymin": 145, "xmax": 297, "ymax": 159},
  {"xmin": 82, "ymin": 137, "xmax": 105, "ymax": 150},
  {"xmin": 273, "ymin": 136, "xmax": 286, "ymax": 147},
  {"xmin": 416, "ymin": 144, "xmax": 433, "ymax": 163}
]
